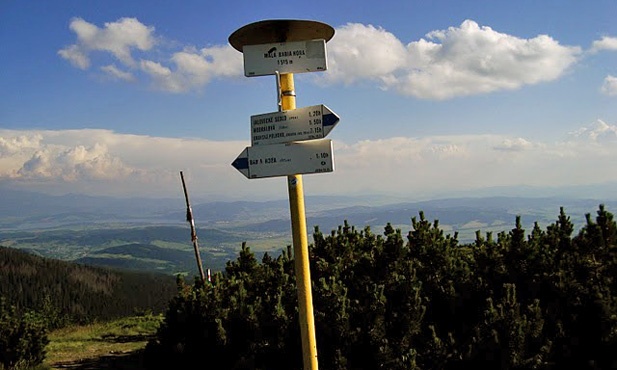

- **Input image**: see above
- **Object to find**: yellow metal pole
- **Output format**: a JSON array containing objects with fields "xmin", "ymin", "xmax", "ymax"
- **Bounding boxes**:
[{"xmin": 280, "ymin": 72, "xmax": 319, "ymax": 370}]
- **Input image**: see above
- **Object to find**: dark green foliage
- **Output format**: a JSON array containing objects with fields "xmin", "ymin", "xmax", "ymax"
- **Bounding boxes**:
[
  {"xmin": 146, "ymin": 205, "xmax": 617, "ymax": 369},
  {"xmin": 0, "ymin": 246, "xmax": 177, "ymax": 325},
  {"xmin": 144, "ymin": 243, "xmax": 302, "ymax": 369},
  {"xmin": 0, "ymin": 298, "xmax": 49, "ymax": 370}
]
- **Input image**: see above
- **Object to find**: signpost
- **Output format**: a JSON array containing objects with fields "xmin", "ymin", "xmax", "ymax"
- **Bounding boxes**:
[
  {"xmin": 229, "ymin": 19, "xmax": 336, "ymax": 370},
  {"xmin": 250, "ymin": 105, "xmax": 339, "ymax": 146},
  {"xmin": 243, "ymin": 40, "xmax": 327, "ymax": 77},
  {"xmin": 232, "ymin": 139, "xmax": 334, "ymax": 179}
]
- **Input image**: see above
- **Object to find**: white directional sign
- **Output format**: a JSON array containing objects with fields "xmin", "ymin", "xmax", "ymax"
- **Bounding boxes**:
[
  {"xmin": 251, "ymin": 105, "xmax": 339, "ymax": 146},
  {"xmin": 231, "ymin": 139, "xmax": 334, "ymax": 179},
  {"xmin": 242, "ymin": 40, "xmax": 327, "ymax": 77}
]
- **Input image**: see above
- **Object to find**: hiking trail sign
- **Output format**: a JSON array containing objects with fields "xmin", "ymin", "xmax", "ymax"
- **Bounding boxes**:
[
  {"xmin": 242, "ymin": 40, "xmax": 327, "ymax": 77},
  {"xmin": 251, "ymin": 104, "xmax": 339, "ymax": 146},
  {"xmin": 231, "ymin": 139, "xmax": 333, "ymax": 179}
]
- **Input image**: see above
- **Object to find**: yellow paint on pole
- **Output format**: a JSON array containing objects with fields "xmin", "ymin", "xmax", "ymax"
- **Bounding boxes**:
[{"xmin": 280, "ymin": 72, "xmax": 319, "ymax": 370}]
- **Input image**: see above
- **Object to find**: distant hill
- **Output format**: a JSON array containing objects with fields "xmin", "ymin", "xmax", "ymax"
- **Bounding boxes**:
[
  {"xmin": 0, "ymin": 188, "xmax": 182, "ymax": 229},
  {"xmin": 0, "ymin": 246, "xmax": 178, "ymax": 323},
  {"xmin": 1, "ymin": 226, "xmax": 247, "ymax": 274},
  {"xmin": 92, "ymin": 243, "xmax": 192, "ymax": 260},
  {"xmin": 240, "ymin": 196, "xmax": 617, "ymax": 242},
  {"xmin": 75, "ymin": 243, "xmax": 229, "ymax": 274},
  {"xmin": 2, "ymin": 187, "xmax": 615, "ymax": 233},
  {"xmin": 4, "ymin": 225, "xmax": 244, "ymax": 247},
  {"xmin": 3, "ymin": 187, "xmax": 617, "ymax": 275}
]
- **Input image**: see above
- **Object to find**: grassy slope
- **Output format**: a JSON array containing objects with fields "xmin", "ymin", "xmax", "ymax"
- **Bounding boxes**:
[{"xmin": 45, "ymin": 314, "xmax": 162, "ymax": 370}]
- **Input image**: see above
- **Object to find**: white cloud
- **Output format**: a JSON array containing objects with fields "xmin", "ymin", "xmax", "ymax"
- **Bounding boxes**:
[
  {"xmin": 322, "ymin": 122, "xmax": 617, "ymax": 195},
  {"xmin": 601, "ymin": 75, "xmax": 617, "ymax": 96},
  {"xmin": 377, "ymin": 20, "xmax": 579, "ymax": 99},
  {"xmin": 321, "ymin": 20, "xmax": 581, "ymax": 99},
  {"xmin": 570, "ymin": 119, "xmax": 617, "ymax": 143},
  {"xmin": 141, "ymin": 45, "xmax": 243, "ymax": 92},
  {"xmin": 0, "ymin": 134, "xmax": 43, "ymax": 155},
  {"xmin": 320, "ymin": 23, "xmax": 407, "ymax": 85},
  {"xmin": 0, "ymin": 129, "xmax": 248, "ymax": 197},
  {"xmin": 590, "ymin": 36, "xmax": 617, "ymax": 52},
  {"xmin": 14, "ymin": 142, "xmax": 137, "ymax": 181},
  {"xmin": 58, "ymin": 17, "xmax": 243, "ymax": 93},
  {"xmin": 403, "ymin": 20, "xmax": 580, "ymax": 98},
  {"xmin": 101, "ymin": 65, "xmax": 135, "ymax": 81},
  {"xmin": 58, "ymin": 44, "xmax": 90, "ymax": 69},
  {"xmin": 58, "ymin": 17, "xmax": 588, "ymax": 99},
  {"xmin": 58, "ymin": 17, "xmax": 156, "ymax": 68},
  {"xmin": 493, "ymin": 138, "xmax": 533, "ymax": 152},
  {"xmin": 2, "ymin": 122, "xmax": 617, "ymax": 199}
]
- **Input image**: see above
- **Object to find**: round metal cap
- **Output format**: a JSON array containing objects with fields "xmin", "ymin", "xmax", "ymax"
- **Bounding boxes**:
[{"xmin": 229, "ymin": 19, "xmax": 335, "ymax": 52}]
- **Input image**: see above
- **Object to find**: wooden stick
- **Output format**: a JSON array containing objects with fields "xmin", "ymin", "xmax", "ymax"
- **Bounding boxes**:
[{"xmin": 180, "ymin": 171, "xmax": 207, "ymax": 285}]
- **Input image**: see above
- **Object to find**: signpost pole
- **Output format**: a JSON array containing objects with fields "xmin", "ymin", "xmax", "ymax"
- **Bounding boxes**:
[
  {"xmin": 280, "ymin": 72, "xmax": 319, "ymax": 370},
  {"xmin": 229, "ymin": 20, "xmax": 335, "ymax": 370}
]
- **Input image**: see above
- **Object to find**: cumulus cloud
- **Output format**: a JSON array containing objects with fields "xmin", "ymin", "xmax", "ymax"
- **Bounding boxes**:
[
  {"xmin": 0, "ymin": 130, "xmax": 136, "ymax": 182},
  {"xmin": 590, "ymin": 36, "xmax": 617, "ymax": 52},
  {"xmin": 601, "ymin": 75, "xmax": 617, "ymax": 96},
  {"xmin": 58, "ymin": 17, "xmax": 156, "ymax": 68},
  {"xmin": 2, "ymin": 135, "xmax": 139, "ymax": 182},
  {"xmin": 0, "ymin": 129, "xmax": 248, "ymax": 197},
  {"xmin": 493, "ymin": 138, "xmax": 533, "ymax": 152},
  {"xmin": 17, "ymin": 143, "xmax": 136, "ymax": 181},
  {"xmin": 322, "ymin": 20, "xmax": 581, "ymax": 99},
  {"xmin": 2, "ymin": 122, "xmax": 617, "ymax": 198},
  {"xmin": 59, "ymin": 17, "xmax": 592, "ymax": 99},
  {"xmin": 58, "ymin": 44, "xmax": 90, "ymax": 69},
  {"xmin": 0, "ymin": 134, "xmax": 43, "ymax": 155},
  {"xmin": 58, "ymin": 17, "xmax": 242, "ymax": 93},
  {"xmin": 321, "ymin": 23, "xmax": 407, "ymax": 85},
  {"xmin": 323, "ymin": 121, "xmax": 617, "ymax": 195},
  {"xmin": 570, "ymin": 120, "xmax": 617, "ymax": 143},
  {"xmin": 140, "ymin": 45, "xmax": 243, "ymax": 92}
]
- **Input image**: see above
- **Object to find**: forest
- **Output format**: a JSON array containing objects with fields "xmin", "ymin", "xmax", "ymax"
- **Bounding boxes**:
[
  {"xmin": 2, "ymin": 204, "xmax": 617, "ymax": 369},
  {"xmin": 0, "ymin": 246, "xmax": 179, "ymax": 369},
  {"xmin": 0, "ymin": 246, "xmax": 178, "ymax": 324}
]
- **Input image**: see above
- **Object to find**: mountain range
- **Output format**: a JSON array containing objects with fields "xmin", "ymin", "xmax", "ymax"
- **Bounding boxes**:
[{"xmin": 1, "ymin": 186, "xmax": 616, "ymax": 275}]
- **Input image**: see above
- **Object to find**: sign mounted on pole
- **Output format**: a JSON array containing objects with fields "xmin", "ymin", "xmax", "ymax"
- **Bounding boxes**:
[
  {"xmin": 231, "ymin": 139, "xmax": 334, "ymax": 179},
  {"xmin": 251, "ymin": 104, "xmax": 339, "ymax": 146},
  {"xmin": 229, "ymin": 19, "xmax": 337, "ymax": 370},
  {"xmin": 242, "ymin": 40, "xmax": 327, "ymax": 77}
]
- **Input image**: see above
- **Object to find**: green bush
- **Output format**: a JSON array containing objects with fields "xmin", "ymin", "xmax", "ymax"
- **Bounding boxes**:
[
  {"xmin": 0, "ymin": 299, "xmax": 49, "ymax": 370},
  {"xmin": 145, "ymin": 206, "xmax": 617, "ymax": 369}
]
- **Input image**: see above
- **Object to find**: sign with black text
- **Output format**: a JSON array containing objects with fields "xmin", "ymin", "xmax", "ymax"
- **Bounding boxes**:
[
  {"xmin": 242, "ymin": 40, "xmax": 327, "ymax": 77},
  {"xmin": 251, "ymin": 105, "xmax": 339, "ymax": 146},
  {"xmin": 231, "ymin": 139, "xmax": 334, "ymax": 179}
]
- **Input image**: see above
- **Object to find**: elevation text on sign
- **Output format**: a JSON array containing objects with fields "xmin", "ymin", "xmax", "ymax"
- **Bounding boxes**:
[{"xmin": 243, "ymin": 40, "xmax": 327, "ymax": 77}]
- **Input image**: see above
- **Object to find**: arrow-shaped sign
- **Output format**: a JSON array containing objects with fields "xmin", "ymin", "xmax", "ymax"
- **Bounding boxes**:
[
  {"xmin": 231, "ymin": 139, "xmax": 334, "ymax": 179},
  {"xmin": 251, "ymin": 104, "xmax": 339, "ymax": 146}
]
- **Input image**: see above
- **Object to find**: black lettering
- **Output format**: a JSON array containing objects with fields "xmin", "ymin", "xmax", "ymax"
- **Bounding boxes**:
[
  {"xmin": 252, "ymin": 124, "xmax": 275, "ymax": 133},
  {"xmin": 263, "ymin": 47, "xmax": 277, "ymax": 58},
  {"xmin": 252, "ymin": 117, "xmax": 273, "ymax": 125}
]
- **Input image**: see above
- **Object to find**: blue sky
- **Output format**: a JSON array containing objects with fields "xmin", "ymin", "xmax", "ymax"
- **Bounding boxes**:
[{"xmin": 1, "ymin": 0, "xmax": 616, "ymax": 201}]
